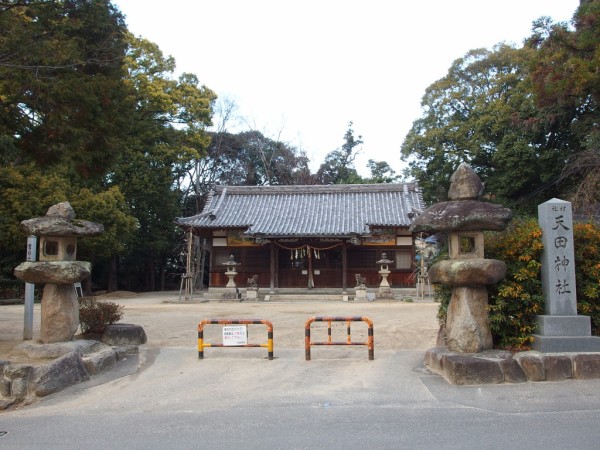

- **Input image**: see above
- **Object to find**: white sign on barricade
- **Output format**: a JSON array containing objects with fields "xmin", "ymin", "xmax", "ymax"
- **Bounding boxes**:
[{"xmin": 223, "ymin": 325, "xmax": 247, "ymax": 346}]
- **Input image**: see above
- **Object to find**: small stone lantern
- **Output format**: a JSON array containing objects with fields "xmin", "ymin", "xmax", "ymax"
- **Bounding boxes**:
[
  {"xmin": 223, "ymin": 254, "xmax": 240, "ymax": 288},
  {"xmin": 376, "ymin": 252, "xmax": 394, "ymax": 299},
  {"xmin": 221, "ymin": 254, "xmax": 241, "ymax": 300},
  {"xmin": 14, "ymin": 202, "xmax": 103, "ymax": 343}
]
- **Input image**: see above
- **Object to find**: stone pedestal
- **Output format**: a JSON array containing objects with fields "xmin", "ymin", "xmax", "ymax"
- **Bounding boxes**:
[
  {"xmin": 246, "ymin": 288, "xmax": 258, "ymax": 300},
  {"xmin": 225, "ymin": 270, "xmax": 237, "ymax": 288},
  {"xmin": 354, "ymin": 287, "xmax": 367, "ymax": 302},
  {"xmin": 446, "ymin": 286, "xmax": 493, "ymax": 353},
  {"xmin": 40, "ymin": 284, "xmax": 80, "ymax": 343},
  {"xmin": 15, "ymin": 260, "xmax": 91, "ymax": 343},
  {"xmin": 221, "ymin": 288, "xmax": 241, "ymax": 300},
  {"xmin": 429, "ymin": 259, "xmax": 503, "ymax": 353},
  {"xmin": 533, "ymin": 314, "xmax": 600, "ymax": 352}
]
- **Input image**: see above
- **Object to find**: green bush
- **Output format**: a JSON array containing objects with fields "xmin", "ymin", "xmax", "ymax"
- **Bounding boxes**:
[
  {"xmin": 79, "ymin": 297, "xmax": 124, "ymax": 335},
  {"xmin": 574, "ymin": 222, "xmax": 600, "ymax": 335},
  {"xmin": 485, "ymin": 218, "xmax": 544, "ymax": 350},
  {"xmin": 435, "ymin": 218, "xmax": 600, "ymax": 351}
]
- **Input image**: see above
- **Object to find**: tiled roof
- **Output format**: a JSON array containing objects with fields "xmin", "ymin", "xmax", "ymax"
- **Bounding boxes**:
[{"xmin": 176, "ymin": 183, "xmax": 425, "ymax": 238}]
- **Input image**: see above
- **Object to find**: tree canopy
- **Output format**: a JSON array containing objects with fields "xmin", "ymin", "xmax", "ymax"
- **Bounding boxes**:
[
  {"xmin": 0, "ymin": 0, "xmax": 131, "ymax": 179},
  {"xmin": 316, "ymin": 121, "xmax": 364, "ymax": 184},
  {"xmin": 401, "ymin": 1, "xmax": 599, "ymax": 213}
]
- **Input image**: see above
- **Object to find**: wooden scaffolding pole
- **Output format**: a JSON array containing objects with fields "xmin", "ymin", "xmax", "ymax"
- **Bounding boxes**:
[{"xmin": 179, "ymin": 228, "xmax": 194, "ymax": 301}]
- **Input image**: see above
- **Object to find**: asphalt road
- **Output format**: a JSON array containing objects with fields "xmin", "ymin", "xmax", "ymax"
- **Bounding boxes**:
[{"xmin": 2, "ymin": 346, "xmax": 600, "ymax": 449}]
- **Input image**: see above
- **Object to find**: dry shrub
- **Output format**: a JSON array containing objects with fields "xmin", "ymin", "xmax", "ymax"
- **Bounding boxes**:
[{"xmin": 79, "ymin": 297, "xmax": 124, "ymax": 335}]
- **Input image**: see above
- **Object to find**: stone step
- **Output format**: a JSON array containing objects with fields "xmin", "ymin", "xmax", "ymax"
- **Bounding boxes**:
[
  {"xmin": 264, "ymin": 294, "xmax": 344, "ymax": 302},
  {"xmin": 196, "ymin": 288, "xmax": 425, "ymax": 302}
]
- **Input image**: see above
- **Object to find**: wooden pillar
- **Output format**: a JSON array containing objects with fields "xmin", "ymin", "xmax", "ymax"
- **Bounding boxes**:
[
  {"xmin": 342, "ymin": 242, "xmax": 348, "ymax": 293},
  {"xmin": 270, "ymin": 242, "xmax": 276, "ymax": 294},
  {"xmin": 307, "ymin": 246, "xmax": 314, "ymax": 289}
]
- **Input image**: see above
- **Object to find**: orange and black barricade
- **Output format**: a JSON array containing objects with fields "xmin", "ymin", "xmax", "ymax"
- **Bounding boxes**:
[
  {"xmin": 304, "ymin": 316, "xmax": 374, "ymax": 360},
  {"xmin": 198, "ymin": 319, "xmax": 274, "ymax": 360}
]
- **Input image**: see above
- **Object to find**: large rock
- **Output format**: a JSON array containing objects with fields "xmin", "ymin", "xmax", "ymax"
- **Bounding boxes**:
[
  {"xmin": 101, "ymin": 323, "xmax": 147, "ymax": 346},
  {"xmin": 3, "ymin": 364, "xmax": 34, "ymax": 399},
  {"xmin": 543, "ymin": 355, "xmax": 572, "ymax": 381},
  {"xmin": 410, "ymin": 200, "xmax": 513, "ymax": 233},
  {"xmin": 82, "ymin": 348, "xmax": 117, "ymax": 375},
  {"xmin": 515, "ymin": 353, "xmax": 545, "ymax": 381},
  {"xmin": 14, "ymin": 261, "xmax": 91, "ymax": 285},
  {"xmin": 446, "ymin": 286, "xmax": 493, "ymax": 353},
  {"xmin": 0, "ymin": 379, "xmax": 9, "ymax": 398},
  {"xmin": 46, "ymin": 201, "xmax": 76, "ymax": 219},
  {"xmin": 573, "ymin": 354, "xmax": 600, "ymax": 379},
  {"xmin": 34, "ymin": 351, "xmax": 90, "ymax": 397},
  {"xmin": 444, "ymin": 354, "xmax": 504, "ymax": 385},
  {"xmin": 448, "ymin": 163, "xmax": 485, "ymax": 201},
  {"xmin": 424, "ymin": 347, "xmax": 448, "ymax": 373},
  {"xmin": 40, "ymin": 284, "xmax": 80, "ymax": 343},
  {"xmin": 499, "ymin": 358, "xmax": 527, "ymax": 383},
  {"xmin": 11, "ymin": 339, "xmax": 106, "ymax": 360},
  {"xmin": 429, "ymin": 258, "xmax": 506, "ymax": 286}
]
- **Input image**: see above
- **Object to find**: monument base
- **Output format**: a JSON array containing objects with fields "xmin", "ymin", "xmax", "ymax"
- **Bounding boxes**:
[
  {"xmin": 354, "ymin": 288, "xmax": 367, "ymax": 302},
  {"xmin": 376, "ymin": 287, "xmax": 394, "ymax": 300},
  {"xmin": 536, "ymin": 315, "xmax": 592, "ymax": 336},
  {"xmin": 533, "ymin": 314, "xmax": 600, "ymax": 352},
  {"xmin": 221, "ymin": 288, "xmax": 241, "ymax": 301},
  {"xmin": 532, "ymin": 335, "xmax": 600, "ymax": 352}
]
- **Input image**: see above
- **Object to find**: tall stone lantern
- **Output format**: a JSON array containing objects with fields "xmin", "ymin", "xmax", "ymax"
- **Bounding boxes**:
[
  {"xmin": 14, "ymin": 202, "xmax": 103, "ymax": 343},
  {"xmin": 410, "ymin": 164, "xmax": 512, "ymax": 353}
]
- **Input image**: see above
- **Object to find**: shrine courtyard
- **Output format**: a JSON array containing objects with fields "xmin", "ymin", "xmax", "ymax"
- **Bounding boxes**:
[{"xmin": 0, "ymin": 291, "xmax": 439, "ymax": 359}]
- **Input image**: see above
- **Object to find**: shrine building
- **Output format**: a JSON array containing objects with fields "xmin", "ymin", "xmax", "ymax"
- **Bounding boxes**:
[{"xmin": 176, "ymin": 183, "xmax": 425, "ymax": 293}]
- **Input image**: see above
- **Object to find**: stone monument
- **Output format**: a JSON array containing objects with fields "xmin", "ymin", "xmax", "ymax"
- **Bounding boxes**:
[
  {"xmin": 13, "ymin": 202, "xmax": 103, "ymax": 343},
  {"xmin": 532, "ymin": 198, "xmax": 600, "ymax": 352},
  {"xmin": 411, "ymin": 163, "xmax": 512, "ymax": 353},
  {"xmin": 245, "ymin": 274, "xmax": 259, "ymax": 300},
  {"xmin": 354, "ymin": 274, "xmax": 367, "ymax": 301}
]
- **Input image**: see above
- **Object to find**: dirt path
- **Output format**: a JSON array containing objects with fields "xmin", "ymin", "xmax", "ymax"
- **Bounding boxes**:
[{"xmin": 0, "ymin": 292, "xmax": 441, "ymax": 359}]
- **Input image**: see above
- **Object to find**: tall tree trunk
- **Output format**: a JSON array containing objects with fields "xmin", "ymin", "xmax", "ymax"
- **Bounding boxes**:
[
  {"xmin": 107, "ymin": 254, "xmax": 118, "ymax": 292},
  {"xmin": 196, "ymin": 237, "xmax": 209, "ymax": 290},
  {"xmin": 145, "ymin": 259, "xmax": 155, "ymax": 291},
  {"xmin": 82, "ymin": 276, "xmax": 92, "ymax": 296}
]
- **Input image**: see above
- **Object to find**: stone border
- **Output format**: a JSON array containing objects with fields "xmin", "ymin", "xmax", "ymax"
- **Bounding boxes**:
[
  {"xmin": 425, "ymin": 347, "xmax": 600, "ymax": 385},
  {"xmin": 0, "ymin": 324, "xmax": 146, "ymax": 410}
]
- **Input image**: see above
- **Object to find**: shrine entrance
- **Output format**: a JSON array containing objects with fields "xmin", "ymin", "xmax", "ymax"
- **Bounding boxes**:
[{"xmin": 276, "ymin": 242, "xmax": 343, "ymax": 289}]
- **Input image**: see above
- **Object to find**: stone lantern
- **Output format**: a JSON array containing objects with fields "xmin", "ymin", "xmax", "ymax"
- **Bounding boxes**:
[
  {"xmin": 376, "ymin": 252, "xmax": 394, "ymax": 299},
  {"xmin": 410, "ymin": 164, "xmax": 512, "ymax": 353},
  {"xmin": 14, "ymin": 202, "xmax": 103, "ymax": 343},
  {"xmin": 223, "ymin": 254, "xmax": 240, "ymax": 288}
]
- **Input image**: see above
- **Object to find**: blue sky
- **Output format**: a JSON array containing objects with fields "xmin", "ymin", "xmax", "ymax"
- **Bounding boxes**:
[{"xmin": 113, "ymin": 0, "xmax": 580, "ymax": 177}]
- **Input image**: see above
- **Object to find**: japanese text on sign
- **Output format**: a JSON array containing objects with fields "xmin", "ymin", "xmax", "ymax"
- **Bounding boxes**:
[{"xmin": 223, "ymin": 325, "xmax": 248, "ymax": 346}]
